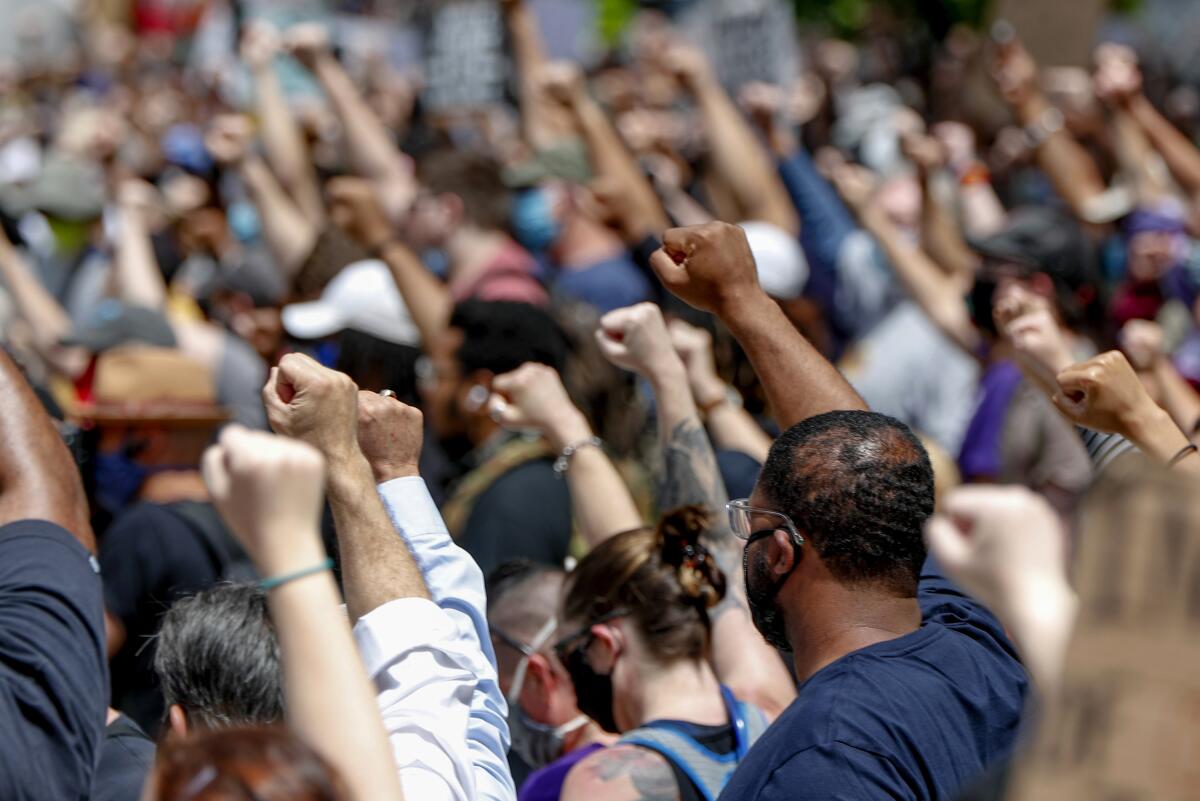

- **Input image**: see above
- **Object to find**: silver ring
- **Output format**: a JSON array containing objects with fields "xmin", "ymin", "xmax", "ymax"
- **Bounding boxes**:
[{"xmin": 380, "ymin": 389, "xmax": 397, "ymax": 399}]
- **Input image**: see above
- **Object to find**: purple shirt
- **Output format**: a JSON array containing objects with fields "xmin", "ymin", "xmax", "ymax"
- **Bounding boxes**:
[{"xmin": 518, "ymin": 743, "xmax": 605, "ymax": 801}]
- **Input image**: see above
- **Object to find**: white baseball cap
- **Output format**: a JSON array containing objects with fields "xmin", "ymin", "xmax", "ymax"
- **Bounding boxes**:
[
  {"xmin": 740, "ymin": 221, "xmax": 809, "ymax": 300},
  {"xmin": 282, "ymin": 260, "xmax": 420, "ymax": 347}
]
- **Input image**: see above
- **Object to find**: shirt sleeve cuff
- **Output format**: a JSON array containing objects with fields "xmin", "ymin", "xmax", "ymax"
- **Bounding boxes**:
[
  {"xmin": 353, "ymin": 597, "xmax": 460, "ymax": 679},
  {"xmin": 377, "ymin": 476, "xmax": 447, "ymax": 537}
]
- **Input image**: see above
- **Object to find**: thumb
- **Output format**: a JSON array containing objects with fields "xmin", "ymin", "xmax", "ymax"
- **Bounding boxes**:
[
  {"xmin": 201, "ymin": 443, "xmax": 232, "ymax": 504},
  {"xmin": 649, "ymin": 247, "xmax": 688, "ymax": 288},
  {"xmin": 487, "ymin": 395, "xmax": 526, "ymax": 429},
  {"xmin": 594, "ymin": 327, "xmax": 630, "ymax": 364}
]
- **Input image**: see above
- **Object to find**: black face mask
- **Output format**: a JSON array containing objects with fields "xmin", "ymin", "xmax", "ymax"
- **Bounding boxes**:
[
  {"xmin": 562, "ymin": 642, "xmax": 619, "ymax": 734},
  {"xmin": 743, "ymin": 529, "xmax": 798, "ymax": 652}
]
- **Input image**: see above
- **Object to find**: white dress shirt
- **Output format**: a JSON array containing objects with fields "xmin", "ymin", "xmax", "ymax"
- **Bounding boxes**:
[{"xmin": 356, "ymin": 475, "xmax": 515, "ymax": 801}]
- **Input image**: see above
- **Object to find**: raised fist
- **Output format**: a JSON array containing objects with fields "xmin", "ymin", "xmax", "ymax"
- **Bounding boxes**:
[
  {"xmin": 284, "ymin": 23, "xmax": 332, "ymax": 71},
  {"xmin": 327, "ymin": 176, "xmax": 393, "ymax": 253},
  {"xmin": 356, "ymin": 390, "xmax": 423, "ymax": 484},
  {"xmin": 595, "ymin": 302, "xmax": 683, "ymax": 381},
  {"xmin": 649, "ymin": 222, "xmax": 763, "ymax": 315},
  {"xmin": 202, "ymin": 425, "xmax": 327, "ymax": 568},
  {"xmin": 538, "ymin": 61, "xmax": 587, "ymax": 109},
  {"xmin": 205, "ymin": 114, "xmax": 255, "ymax": 167},
  {"xmin": 1053, "ymin": 350, "xmax": 1158, "ymax": 434},
  {"xmin": 262, "ymin": 352, "xmax": 360, "ymax": 468},
  {"xmin": 1092, "ymin": 43, "xmax": 1142, "ymax": 107},
  {"xmin": 240, "ymin": 20, "xmax": 280, "ymax": 71},
  {"xmin": 489, "ymin": 362, "xmax": 589, "ymax": 449}
]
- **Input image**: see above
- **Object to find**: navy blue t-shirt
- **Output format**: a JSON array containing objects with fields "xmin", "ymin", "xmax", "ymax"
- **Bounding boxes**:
[
  {"xmin": 717, "ymin": 558, "xmax": 1028, "ymax": 801},
  {"xmin": 0, "ymin": 519, "xmax": 109, "ymax": 801}
]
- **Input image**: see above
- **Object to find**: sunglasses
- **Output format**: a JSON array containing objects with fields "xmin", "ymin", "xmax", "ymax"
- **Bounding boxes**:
[{"xmin": 551, "ymin": 608, "xmax": 627, "ymax": 665}]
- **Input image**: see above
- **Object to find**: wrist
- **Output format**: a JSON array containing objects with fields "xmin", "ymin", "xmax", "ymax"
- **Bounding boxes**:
[
  {"xmin": 692, "ymin": 375, "xmax": 727, "ymax": 408},
  {"xmin": 548, "ymin": 411, "xmax": 594, "ymax": 453},
  {"xmin": 647, "ymin": 357, "xmax": 689, "ymax": 394},
  {"xmin": 1124, "ymin": 403, "xmax": 1187, "ymax": 459},
  {"xmin": 254, "ymin": 529, "xmax": 327, "ymax": 577},
  {"xmin": 1015, "ymin": 92, "xmax": 1051, "ymax": 127},
  {"xmin": 327, "ymin": 449, "xmax": 375, "ymax": 494},
  {"xmin": 370, "ymin": 461, "xmax": 420, "ymax": 485},
  {"xmin": 714, "ymin": 284, "xmax": 774, "ymax": 328}
]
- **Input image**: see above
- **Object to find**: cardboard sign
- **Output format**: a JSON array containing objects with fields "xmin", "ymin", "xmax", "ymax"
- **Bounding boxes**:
[
  {"xmin": 421, "ymin": 0, "xmax": 508, "ymax": 111},
  {"xmin": 990, "ymin": 0, "xmax": 1106, "ymax": 68},
  {"xmin": 1006, "ymin": 458, "xmax": 1200, "ymax": 801},
  {"xmin": 680, "ymin": 0, "xmax": 798, "ymax": 93}
]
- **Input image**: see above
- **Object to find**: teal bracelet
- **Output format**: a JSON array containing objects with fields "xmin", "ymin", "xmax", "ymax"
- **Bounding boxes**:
[{"xmin": 259, "ymin": 558, "xmax": 335, "ymax": 591}]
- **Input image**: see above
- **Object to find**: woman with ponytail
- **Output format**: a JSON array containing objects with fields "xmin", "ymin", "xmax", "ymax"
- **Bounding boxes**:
[{"xmin": 555, "ymin": 506, "xmax": 770, "ymax": 801}]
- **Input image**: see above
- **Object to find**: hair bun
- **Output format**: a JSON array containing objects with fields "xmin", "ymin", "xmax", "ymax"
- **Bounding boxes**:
[{"xmin": 656, "ymin": 505, "xmax": 728, "ymax": 612}]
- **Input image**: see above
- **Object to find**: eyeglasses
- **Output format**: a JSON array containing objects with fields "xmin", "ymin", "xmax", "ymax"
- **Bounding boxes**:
[
  {"xmin": 551, "ymin": 608, "xmax": 627, "ymax": 665},
  {"xmin": 726, "ymin": 499, "xmax": 804, "ymax": 546}
]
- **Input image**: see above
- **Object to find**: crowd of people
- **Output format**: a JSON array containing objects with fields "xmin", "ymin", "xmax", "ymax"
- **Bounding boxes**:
[{"xmin": 1, "ymin": 1, "xmax": 1197, "ymax": 800}]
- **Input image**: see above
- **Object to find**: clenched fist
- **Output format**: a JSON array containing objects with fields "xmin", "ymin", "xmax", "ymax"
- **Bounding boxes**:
[
  {"xmin": 596, "ymin": 302, "xmax": 684, "ymax": 383},
  {"xmin": 263, "ymin": 353, "xmax": 360, "ymax": 468},
  {"xmin": 649, "ymin": 223, "xmax": 764, "ymax": 316},
  {"xmin": 489, "ymin": 362, "xmax": 590, "ymax": 450},
  {"xmin": 1053, "ymin": 350, "xmax": 1158, "ymax": 434},
  {"xmin": 283, "ymin": 23, "xmax": 332, "ymax": 71},
  {"xmin": 327, "ymin": 176, "xmax": 393, "ymax": 253},
  {"xmin": 356, "ymin": 390, "xmax": 423, "ymax": 484},
  {"xmin": 202, "ymin": 425, "xmax": 327, "ymax": 571}
]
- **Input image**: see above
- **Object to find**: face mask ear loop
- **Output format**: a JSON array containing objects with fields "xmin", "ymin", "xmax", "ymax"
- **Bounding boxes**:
[{"xmin": 507, "ymin": 616, "xmax": 560, "ymax": 702}]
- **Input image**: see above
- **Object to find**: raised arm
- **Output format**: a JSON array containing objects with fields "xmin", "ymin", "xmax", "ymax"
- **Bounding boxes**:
[
  {"xmin": 991, "ymin": 36, "xmax": 1108, "ymax": 221},
  {"xmin": 111, "ymin": 179, "xmax": 168, "ymax": 310},
  {"xmin": 202, "ymin": 426, "xmax": 405, "ymax": 801},
  {"xmin": 932, "ymin": 122, "xmax": 1007, "ymax": 239},
  {"xmin": 356, "ymin": 391, "xmax": 516, "ymax": 801},
  {"xmin": 261, "ymin": 352, "xmax": 430, "ymax": 622},
  {"xmin": 501, "ymin": 0, "xmax": 574, "ymax": 148},
  {"xmin": 539, "ymin": 62, "xmax": 670, "ymax": 242},
  {"xmin": 328, "ymin": 177, "xmax": 452, "ymax": 348},
  {"xmin": 595, "ymin": 302, "xmax": 796, "ymax": 718},
  {"xmin": 901, "ymin": 131, "xmax": 980, "ymax": 282},
  {"xmin": 1120, "ymin": 320, "xmax": 1200, "ymax": 442},
  {"xmin": 241, "ymin": 21, "xmax": 326, "ymax": 226},
  {"xmin": 490, "ymin": 362, "xmax": 643, "ymax": 548},
  {"xmin": 831, "ymin": 162, "xmax": 981, "ymax": 356},
  {"xmin": 669, "ymin": 318, "xmax": 772, "ymax": 464},
  {"xmin": 0, "ymin": 349, "xmax": 92, "ymax": 547},
  {"xmin": 285, "ymin": 24, "xmax": 417, "ymax": 221},
  {"xmin": 649, "ymin": 221, "xmax": 866, "ymax": 428},
  {"xmin": 665, "ymin": 44, "xmax": 798, "ymax": 235},
  {"xmin": 926, "ymin": 486, "xmax": 1076, "ymax": 699},
  {"xmin": 0, "ymin": 228, "xmax": 89, "ymax": 379},
  {"xmin": 206, "ymin": 114, "xmax": 318, "ymax": 281}
]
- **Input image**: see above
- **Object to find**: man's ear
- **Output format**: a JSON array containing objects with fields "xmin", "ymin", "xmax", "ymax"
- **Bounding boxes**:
[
  {"xmin": 521, "ymin": 653, "xmax": 557, "ymax": 716},
  {"xmin": 167, "ymin": 704, "xmax": 189, "ymax": 739},
  {"xmin": 770, "ymin": 528, "xmax": 799, "ymax": 576}
]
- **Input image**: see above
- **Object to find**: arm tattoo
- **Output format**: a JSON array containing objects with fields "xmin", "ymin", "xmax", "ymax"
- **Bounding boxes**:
[
  {"xmin": 589, "ymin": 747, "xmax": 680, "ymax": 801},
  {"xmin": 658, "ymin": 417, "xmax": 746, "ymax": 619}
]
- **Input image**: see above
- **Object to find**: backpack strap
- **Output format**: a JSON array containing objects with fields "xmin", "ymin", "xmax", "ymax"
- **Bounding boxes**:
[{"xmin": 618, "ymin": 726, "xmax": 734, "ymax": 801}]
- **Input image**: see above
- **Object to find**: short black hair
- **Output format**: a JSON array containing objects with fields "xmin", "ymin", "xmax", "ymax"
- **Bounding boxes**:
[
  {"xmin": 757, "ymin": 411, "xmax": 934, "ymax": 595},
  {"xmin": 153, "ymin": 583, "xmax": 283, "ymax": 731},
  {"xmin": 450, "ymin": 300, "xmax": 569, "ymax": 376}
]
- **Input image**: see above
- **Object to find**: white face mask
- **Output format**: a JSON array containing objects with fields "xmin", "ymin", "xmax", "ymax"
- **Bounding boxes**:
[{"xmin": 505, "ymin": 616, "xmax": 588, "ymax": 768}]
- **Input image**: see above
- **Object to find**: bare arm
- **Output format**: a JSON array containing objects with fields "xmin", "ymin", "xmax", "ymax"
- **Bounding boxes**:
[
  {"xmin": 502, "ymin": 0, "xmax": 574, "ymax": 148},
  {"xmin": 112, "ymin": 180, "xmax": 167, "ymax": 310},
  {"xmin": 901, "ymin": 133, "xmax": 979, "ymax": 282},
  {"xmin": 668, "ymin": 46, "xmax": 798, "ymax": 235},
  {"xmin": 832, "ymin": 163, "xmax": 981, "ymax": 356},
  {"xmin": 287, "ymin": 26, "xmax": 416, "ymax": 221},
  {"xmin": 263, "ymin": 353, "xmax": 430, "ymax": 623},
  {"xmin": 203, "ymin": 427, "xmax": 406, "ymax": 801},
  {"xmin": 240, "ymin": 156, "xmax": 320, "ymax": 280},
  {"xmin": 491, "ymin": 363, "xmax": 643, "ymax": 548},
  {"xmin": 596, "ymin": 304, "xmax": 795, "ymax": 718},
  {"xmin": 327, "ymin": 177, "xmax": 452, "ymax": 349},
  {"xmin": 993, "ymin": 39, "xmax": 1107, "ymax": 221},
  {"xmin": 670, "ymin": 318, "xmax": 771, "ymax": 464},
  {"xmin": 0, "ymin": 349, "xmax": 92, "ymax": 548},
  {"xmin": 561, "ymin": 745, "xmax": 680, "ymax": 801},
  {"xmin": 206, "ymin": 114, "xmax": 318, "ymax": 282},
  {"xmin": 1127, "ymin": 95, "xmax": 1200, "ymax": 197},
  {"xmin": 541, "ymin": 63, "xmax": 671, "ymax": 241},
  {"xmin": 243, "ymin": 21, "xmax": 326, "ymax": 227},
  {"xmin": 650, "ymin": 222, "xmax": 867, "ymax": 429},
  {"xmin": 0, "ymin": 232, "xmax": 89, "ymax": 378}
]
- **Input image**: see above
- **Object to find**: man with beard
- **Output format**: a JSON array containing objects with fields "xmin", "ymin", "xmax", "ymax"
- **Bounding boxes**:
[{"xmin": 647, "ymin": 222, "xmax": 1028, "ymax": 801}]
